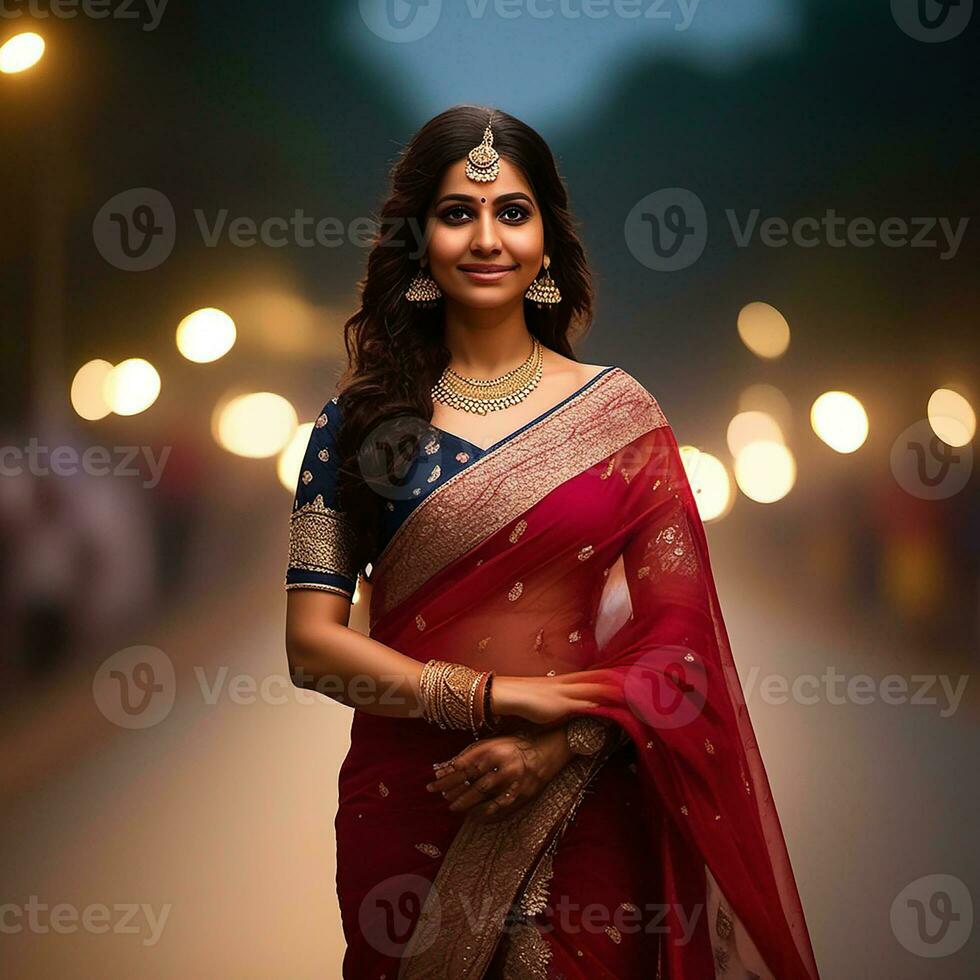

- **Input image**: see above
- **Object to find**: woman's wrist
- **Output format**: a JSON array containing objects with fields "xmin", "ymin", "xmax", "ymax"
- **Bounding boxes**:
[{"xmin": 488, "ymin": 674, "xmax": 523, "ymax": 719}]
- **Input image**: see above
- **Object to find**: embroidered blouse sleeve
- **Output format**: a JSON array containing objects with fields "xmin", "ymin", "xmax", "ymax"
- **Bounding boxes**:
[{"xmin": 284, "ymin": 398, "xmax": 359, "ymax": 599}]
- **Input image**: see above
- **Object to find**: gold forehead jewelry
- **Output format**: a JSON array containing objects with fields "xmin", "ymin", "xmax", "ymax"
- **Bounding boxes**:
[{"xmin": 465, "ymin": 111, "xmax": 500, "ymax": 183}]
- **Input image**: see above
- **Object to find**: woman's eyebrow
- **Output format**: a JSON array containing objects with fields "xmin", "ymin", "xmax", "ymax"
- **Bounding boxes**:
[{"xmin": 434, "ymin": 192, "xmax": 534, "ymax": 207}]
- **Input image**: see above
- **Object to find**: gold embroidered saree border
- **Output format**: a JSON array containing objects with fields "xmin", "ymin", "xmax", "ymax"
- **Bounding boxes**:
[
  {"xmin": 372, "ymin": 368, "xmax": 667, "ymax": 626},
  {"xmin": 396, "ymin": 747, "xmax": 615, "ymax": 980}
]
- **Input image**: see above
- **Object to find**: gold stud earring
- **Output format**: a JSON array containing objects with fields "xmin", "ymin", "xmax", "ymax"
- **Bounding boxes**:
[
  {"xmin": 405, "ymin": 261, "xmax": 442, "ymax": 307},
  {"xmin": 524, "ymin": 255, "xmax": 561, "ymax": 307}
]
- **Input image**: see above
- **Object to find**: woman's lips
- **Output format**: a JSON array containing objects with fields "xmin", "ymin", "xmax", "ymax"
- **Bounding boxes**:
[{"xmin": 458, "ymin": 266, "xmax": 516, "ymax": 283}]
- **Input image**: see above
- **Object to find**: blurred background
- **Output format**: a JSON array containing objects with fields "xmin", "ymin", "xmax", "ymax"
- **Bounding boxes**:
[{"xmin": 1, "ymin": 0, "xmax": 977, "ymax": 976}]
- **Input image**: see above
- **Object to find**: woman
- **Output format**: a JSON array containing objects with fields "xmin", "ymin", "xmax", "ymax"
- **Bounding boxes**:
[{"xmin": 284, "ymin": 106, "xmax": 820, "ymax": 979}]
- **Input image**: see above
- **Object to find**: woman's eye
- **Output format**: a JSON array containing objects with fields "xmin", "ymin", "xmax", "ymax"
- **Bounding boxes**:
[
  {"xmin": 500, "ymin": 205, "xmax": 530, "ymax": 222},
  {"xmin": 443, "ymin": 206, "xmax": 469, "ymax": 222}
]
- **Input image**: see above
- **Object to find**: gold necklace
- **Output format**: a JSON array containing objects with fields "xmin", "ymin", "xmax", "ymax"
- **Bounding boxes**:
[{"xmin": 432, "ymin": 336, "xmax": 543, "ymax": 415}]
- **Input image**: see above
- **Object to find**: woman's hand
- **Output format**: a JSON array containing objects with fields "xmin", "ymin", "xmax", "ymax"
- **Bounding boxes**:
[
  {"xmin": 425, "ymin": 726, "xmax": 573, "ymax": 825},
  {"xmin": 491, "ymin": 673, "xmax": 607, "ymax": 726}
]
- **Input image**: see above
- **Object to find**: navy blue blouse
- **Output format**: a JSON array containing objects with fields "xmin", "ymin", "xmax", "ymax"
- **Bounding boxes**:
[{"xmin": 284, "ymin": 366, "xmax": 617, "ymax": 599}]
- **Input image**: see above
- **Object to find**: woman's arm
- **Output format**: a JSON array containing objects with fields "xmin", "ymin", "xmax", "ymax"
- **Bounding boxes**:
[{"xmin": 286, "ymin": 590, "xmax": 610, "ymax": 722}]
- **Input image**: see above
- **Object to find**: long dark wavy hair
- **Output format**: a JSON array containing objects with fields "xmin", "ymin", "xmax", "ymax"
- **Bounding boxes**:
[{"xmin": 335, "ymin": 105, "xmax": 595, "ymax": 581}]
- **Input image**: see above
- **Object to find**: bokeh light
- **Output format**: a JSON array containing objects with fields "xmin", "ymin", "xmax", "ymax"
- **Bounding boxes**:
[
  {"xmin": 810, "ymin": 391, "xmax": 869, "ymax": 453},
  {"xmin": 214, "ymin": 392, "xmax": 298, "ymax": 459},
  {"xmin": 739, "ymin": 383, "xmax": 793, "ymax": 433},
  {"xmin": 679, "ymin": 445, "xmax": 734, "ymax": 522},
  {"xmin": 103, "ymin": 358, "xmax": 161, "ymax": 416},
  {"xmin": 737, "ymin": 302, "xmax": 791, "ymax": 359},
  {"xmin": 277, "ymin": 422, "xmax": 314, "ymax": 491},
  {"xmin": 70, "ymin": 359, "xmax": 114, "ymax": 421},
  {"xmin": 176, "ymin": 308, "xmax": 237, "ymax": 363},
  {"xmin": 734, "ymin": 441, "xmax": 797, "ymax": 503},
  {"xmin": 927, "ymin": 388, "xmax": 975, "ymax": 447},
  {"xmin": 727, "ymin": 411, "xmax": 785, "ymax": 456},
  {"xmin": 0, "ymin": 32, "xmax": 45, "ymax": 74}
]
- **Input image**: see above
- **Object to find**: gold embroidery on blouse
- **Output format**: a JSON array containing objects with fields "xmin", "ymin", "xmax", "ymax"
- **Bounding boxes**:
[
  {"xmin": 568, "ymin": 630, "xmax": 580, "ymax": 643},
  {"xmin": 680, "ymin": 805, "xmax": 689, "ymax": 815},
  {"xmin": 705, "ymin": 738, "xmax": 715, "ymax": 754},
  {"xmin": 509, "ymin": 518, "xmax": 528, "ymax": 543},
  {"xmin": 478, "ymin": 636, "xmax": 491, "ymax": 650},
  {"xmin": 412, "ymin": 487, "xmax": 421, "ymax": 496},
  {"xmin": 636, "ymin": 565, "xmax": 650, "ymax": 579},
  {"xmin": 414, "ymin": 842, "xmax": 441, "ymax": 858},
  {"xmin": 424, "ymin": 438, "xmax": 439, "ymax": 455},
  {"xmin": 427, "ymin": 464, "xmax": 441, "ymax": 483},
  {"xmin": 317, "ymin": 448, "xmax": 330, "ymax": 463},
  {"xmin": 577, "ymin": 544, "xmax": 594, "ymax": 561},
  {"xmin": 684, "ymin": 652, "xmax": 695, "ymax": 662},
  {"xmin": 283, "ymin": 581, "xmax": 353, "ymax": 597},
  {"xmin": 508, "ymin": 581, "xmax": 524, "ymax": 601},
  {"xmin": 287, "ymin": 493, "xmax": 357, "ymax": 583},
  {"xmin": 600, "ymin": 457, "xmax": 616, "ymax": 479},
  {"xmin": 605, "ymin": 925, "xmax": 622, "ymax": 943},
  {"xmin": 314, "ymin": 413, "xmax": 328, "ymax": 428},
  {"xmin": 532, "ymin": 628, "xmax": 544, "ymax": 655},
  {"xmin": 415, "ymin": 613, "xmax": 426, "ymax": 631},
  {"xmin": 371, "ymin": 369, "xmax": 667, "ymax": 626},
  {"xmin": 378, "ymin": 781, "xmax": 389, "ymax": 797},
  {"xmin": 301, "ymin": 469, "xmax": 313, "ymax": 485},
  {"xmin": 456, "ymin": 451, "xmax": 470, "ymax": 463}
]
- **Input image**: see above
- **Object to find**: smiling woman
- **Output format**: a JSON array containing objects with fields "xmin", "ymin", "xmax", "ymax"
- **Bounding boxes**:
[{"xmin": 283, "ymin": 105, "xmax": 820, "ymax": 980}]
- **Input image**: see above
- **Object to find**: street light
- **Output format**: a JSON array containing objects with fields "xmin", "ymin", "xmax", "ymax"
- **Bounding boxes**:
[{"xmin": 0, "ymin": 32, "xmax": 45, "ymax": 74}]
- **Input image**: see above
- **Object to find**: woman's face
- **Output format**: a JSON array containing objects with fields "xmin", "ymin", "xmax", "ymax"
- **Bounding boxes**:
[{"xmin": 423, "ymin": 156, "xmax": 544, "ymax": 310}]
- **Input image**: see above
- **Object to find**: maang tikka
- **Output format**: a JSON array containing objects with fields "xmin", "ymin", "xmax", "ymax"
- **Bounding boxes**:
[{"xmin": 404, "ymin": 110, "xmax": 561, "ymax": 307}]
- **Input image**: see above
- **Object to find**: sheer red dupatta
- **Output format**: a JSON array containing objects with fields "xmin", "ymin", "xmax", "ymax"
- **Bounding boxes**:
[{"xmin": 365, "ymin": 369, "xmax": 819, "ymax": 979}]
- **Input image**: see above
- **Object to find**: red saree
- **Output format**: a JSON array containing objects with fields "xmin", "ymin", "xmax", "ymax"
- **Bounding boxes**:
[{"xmin": 335, "ymin": 367, "xmax": 820, "ymax": 979}]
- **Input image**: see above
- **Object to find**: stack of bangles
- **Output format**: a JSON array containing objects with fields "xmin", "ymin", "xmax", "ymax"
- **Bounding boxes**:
[{"xmin": 417, "ymin": 659, "xmax": 501, "ymax": 740}]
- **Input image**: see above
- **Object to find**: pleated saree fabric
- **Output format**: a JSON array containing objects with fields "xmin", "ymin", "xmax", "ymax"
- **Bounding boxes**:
[{"xmin": 292, "ymin": 367, "xmax": 820, "ymax": 979}]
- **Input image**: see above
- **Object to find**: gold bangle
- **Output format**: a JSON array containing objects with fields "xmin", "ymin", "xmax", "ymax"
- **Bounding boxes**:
[{"xmin": 418, "ymin": 659, "xmax": 489, "ymax": 733}]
